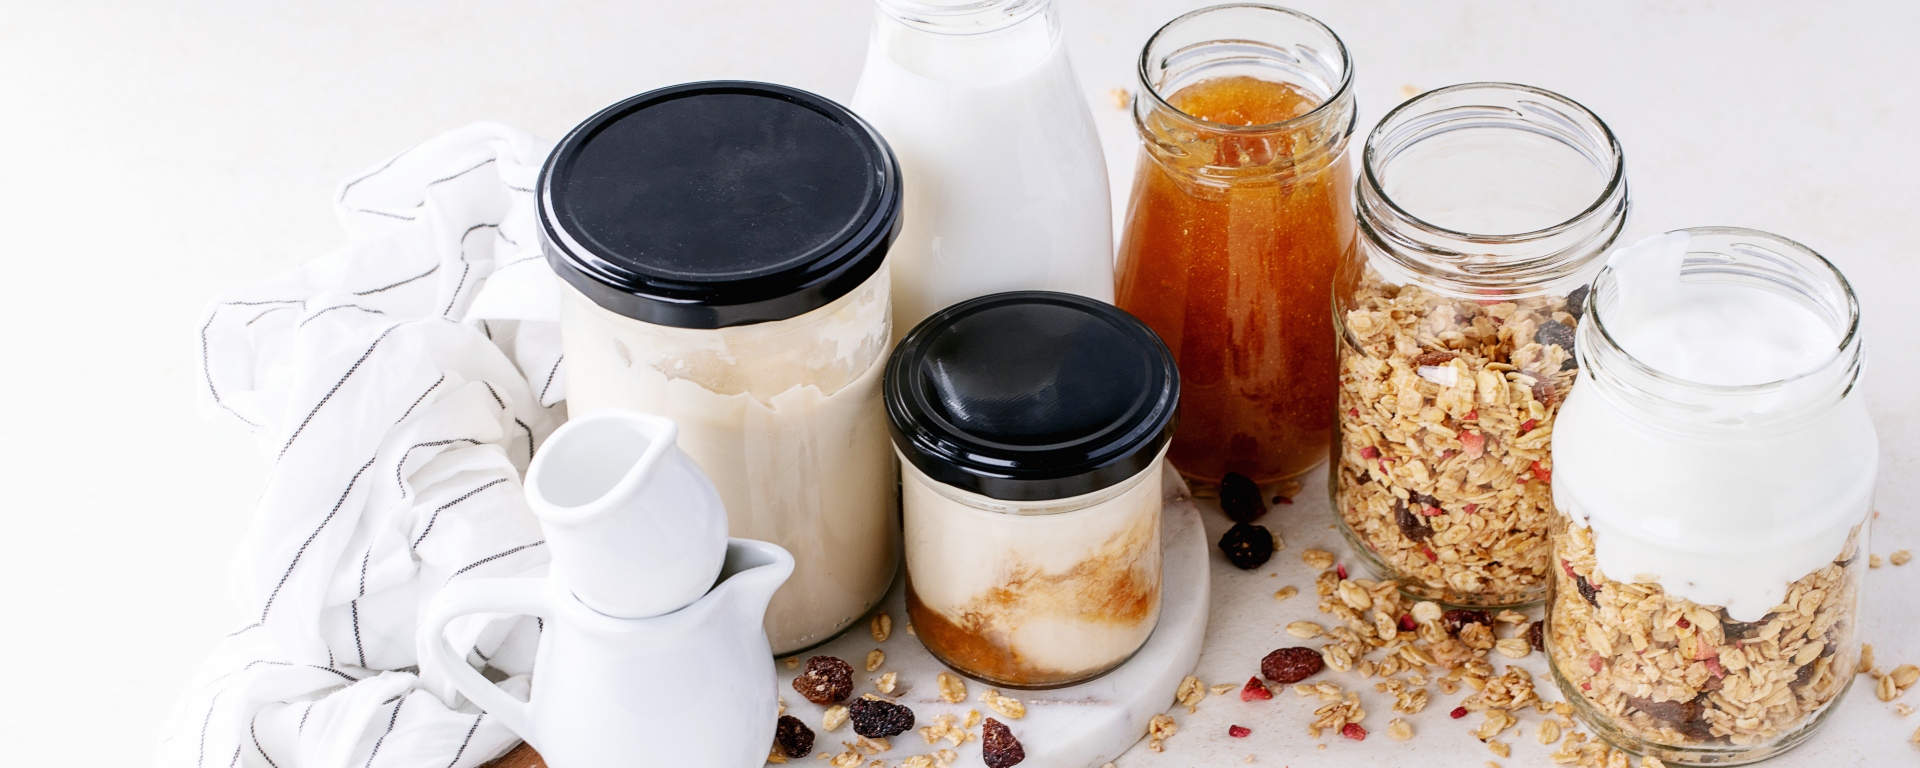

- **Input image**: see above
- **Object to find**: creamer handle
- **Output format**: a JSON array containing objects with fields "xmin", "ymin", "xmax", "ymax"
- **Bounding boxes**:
[{"xmin": 417, "ymin": 578, "xmax": 548, "ymax": 745}]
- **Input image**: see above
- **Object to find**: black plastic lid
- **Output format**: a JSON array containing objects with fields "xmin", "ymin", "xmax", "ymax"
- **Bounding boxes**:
[
  {"xmin": 886, "ymin": 292, "xmax": 1181, "ymax": 502},
  {"xmin": 538, "ymin": 81, "xmax": 902, "ymax": 329}
]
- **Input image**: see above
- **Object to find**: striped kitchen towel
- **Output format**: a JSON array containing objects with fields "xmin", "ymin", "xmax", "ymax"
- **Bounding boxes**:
[{"xmin": 160, "ymin": 122, "xmax": 567, "ymax": 768}]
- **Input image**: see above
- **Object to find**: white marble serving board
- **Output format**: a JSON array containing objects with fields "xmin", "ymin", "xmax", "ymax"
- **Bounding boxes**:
[{"xmin": 773, "ymin": 464, "xmax": 1210, "ymax": 768}]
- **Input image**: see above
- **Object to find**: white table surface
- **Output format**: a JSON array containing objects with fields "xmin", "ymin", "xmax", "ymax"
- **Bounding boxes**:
[{"xmin": 3, "ymin": 2, "xmax": 1916, "ymax": 766}]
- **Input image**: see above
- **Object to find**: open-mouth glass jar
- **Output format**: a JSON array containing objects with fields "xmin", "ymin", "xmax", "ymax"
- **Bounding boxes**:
[{"xmin": 1331, "ymin": 83, "xmax": 1628, "ymax": 608}]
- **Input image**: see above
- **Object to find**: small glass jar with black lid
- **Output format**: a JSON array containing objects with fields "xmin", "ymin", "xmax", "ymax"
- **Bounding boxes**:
[
  {"xmin": 540, "ymin": 81, "xmax": 903, "ymax": 655},
  {"xmin": 886, "ymin": 291, "xmax": 1179, "ymax": 688}
]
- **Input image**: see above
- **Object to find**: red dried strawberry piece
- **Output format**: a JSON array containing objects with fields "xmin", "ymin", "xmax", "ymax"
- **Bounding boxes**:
[
  {"xmin": 1519, "ymin": 419, "xmax": 1537, "ymax": 434},
  {"xmin": 1705, "ymin": 656, "xmax": 1725, "ymax": 678},
  {"xmin": 1398, "ymin": 613, "xmax": 1417, "ymax": 632},
  {"xmin": 1463, "ymin": 409, "xmax": 1479, "ymax": 421},
  {"xmin": 1360, "ymin": 446, "xmax": 1380, "ymax": 460},
  {"xmin": 1240, "ymin": 676, "xmax": 1273, "ymax": 701},
  {"xmin": 1348, "ymin": 408, "xmax": 1360, "ymax": 418},
  {"xmin": 1460, "ymin": 430, "xmax": 1485, "ymax": 458},
  {"xmin": 1228, "ymin": 724, "xmax": 1251, "ymax": 738},
  {"xmin": 1531, "ymin": 460, "xmax": 1552, "ymax": 483},
  {"xmin": 1422, "ymin": 546, "xmax": 1437, "ymax": 562},
  {"xmin": 1335, "ymin": 563, "xmax": 1348, "ymax": 580},
  {"xmin": 1421, "ymin": 505, "xmax": 1444, "ymax": 517},
  {"xmin": 1340, "ymin": 723, "xmax": 1367, "ymax": 741},
  {"xmin": 1560, "ymin": 559, "xmax": 1576, "ymax": 578},
  {"xmin": 1450, "ymin": 706, "xmax": 1468, "ymax": 719},
  {"xmin": 1589, "ymin": 654, "xmax": 1605, "ymax": 673},
  {"xmin": 1676, "ymin": 617, "xmax": 1691, "ymax": 629}
]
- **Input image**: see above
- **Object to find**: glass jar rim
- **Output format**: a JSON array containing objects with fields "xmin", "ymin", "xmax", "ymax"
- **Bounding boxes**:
[
  {"xmin": 1134, "ymin": 3, "xmax": 1354, "ymax": 135},
  {"xmin": 873, "ymin": 0, "xmax": 1049, "ymax": 35},
  {"xmin": 1585, "ymin": 226, "xmax": 1862, "ymax": 395},
  {"xmin": 1362, "ymin": 82, "xmax": 1627, "ymax": 244}
]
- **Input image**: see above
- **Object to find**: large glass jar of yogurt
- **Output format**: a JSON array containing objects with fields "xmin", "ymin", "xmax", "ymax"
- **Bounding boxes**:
[
  {"xmin": 540, "ymin": 82, "xmax": 902, "ymax": 655},
  {"xmin": 1332, "ymin": 83, "xmax": 1628, "ymax": 608},
  {"xmin": 886, "ymin": 292, "xmax": 1179, "ymax": 688},
  {"xmin": 1546, "ymin": 228, "xmax": 1874, "ymax": 766}
]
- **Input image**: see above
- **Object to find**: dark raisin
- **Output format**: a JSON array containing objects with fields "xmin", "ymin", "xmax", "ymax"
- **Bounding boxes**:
[
  {"xmin": 1792, "ymin": 661, "xmax": 1819, "ymax": 688},
  {"xmin": 792, "ymin": 656, "xmax": 853, "ymax": 705},
  {"xmin": 1219, "ymin": 471, "xmax": 1266, "ymax": 523},
  {"xmin": 1412, "ymin": 350, "xmax": 1457, "ymax": 367},
  {"xmin": 1535, "ymin": 319, "xmax": 1576, "ymax": 353},
  {"xmin": 1566, "ymin": 285, "xmax": 1591, "ymax": 318},
  {"xmin": 1631, "ymin": 694, "xmax": 1716, "ymax": 741},
  {"xmin": 1532, "ymin": 379, "xmax": 1558, "ymax": 407},
  {"xmin": 981, "ymin": 717, "xmax": 1026, "ymax": 768},
  {"xmin": 1218, "ymin": 523, "xmax": 1274, "ymax": 570},
  {"xmin": 1526, "ymin": 621, "xmax": 1544, "ymax": 652},
  {"xmin": 1442, "ymin": 609, "xmax": 1493, "ymax": 635},
  {"xmin": 1408, "ymin": 490, "xmax": 1441, "ymax": 508},
  {"xmin": 1575, "ymin": 574, "xmax": 1601, "ymax": 607},
  {"xmin": 847, "ymin": 697, "xmax": 915, "ymax": 738},
  {"xmin": 774, "ymin": 715, "xmax": 815, "ymax": 758},
  {"xmin": 1394, "ymin": 500, "xmax": 1432, "ymax": 543},
  {"xmin": 1719, "ymin": 611, "xmax": 1776, "ymax": 641},
  {"xmin": 1261, "ymin": 647, "xmax": 1324, "ymax": 684}
]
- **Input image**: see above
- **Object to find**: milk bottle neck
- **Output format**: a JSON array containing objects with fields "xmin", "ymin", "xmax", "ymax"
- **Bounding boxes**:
[
  {"xmin": 868, "ymin": 0, "xmax": 1058, "ymax": 84},
  {"xmin": 1578, "ymin": 227, "xmax": 1864, "ymax": 438},
  {"xmin": 873, "ymin": 0, "xmax": 1054, "ymax": 36}
]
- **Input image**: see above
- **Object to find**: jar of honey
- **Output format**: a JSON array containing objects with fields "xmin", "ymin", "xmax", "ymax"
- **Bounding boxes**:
[{"xmin": 1114, "ymin": 4, "xmax": 1357, "ymax": 487}]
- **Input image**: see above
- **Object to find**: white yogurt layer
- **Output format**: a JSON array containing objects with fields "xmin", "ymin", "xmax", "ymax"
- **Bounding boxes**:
[{"xmin": 1553, "ymin": 232, "xmax": 1876, "ymax": 622}]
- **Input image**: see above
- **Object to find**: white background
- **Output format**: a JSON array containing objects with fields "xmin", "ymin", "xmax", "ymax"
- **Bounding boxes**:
[{"xmin": 2, "ymin": 1, "xmax": 1916, "ymax": 766}]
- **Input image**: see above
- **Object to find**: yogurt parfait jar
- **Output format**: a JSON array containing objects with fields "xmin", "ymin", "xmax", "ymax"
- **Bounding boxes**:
[
  {"xmin": 541, "ymin": 82, "xmax": 903, "ymax": 655},
  {"xmin": 1332, "ymin": 83, "xmax": 1628, "ymax": 607},
  {"xmin": 886, "ymin": 292, "xmax": 1179, "ymax": 688},
  {"xmin": 1547, "ymin": 229, "xmax": 1873, "ymax": 765}
]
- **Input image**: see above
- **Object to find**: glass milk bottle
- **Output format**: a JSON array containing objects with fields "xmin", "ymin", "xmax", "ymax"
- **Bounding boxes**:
[
  {"xmin": 1546, "ymin": 229, "xmax": 1873, "ymax": 765},
  {"xmin": 1114, "ymin": 4, "xmax": 1357, "ymax": 486},
  {"xmin": 1332, "ymin": 83, "xmax": 1627, "ymax": 608},
  {"xmin": 851, "ymin": 0, "xmax": 1113, "ymax": 335}
]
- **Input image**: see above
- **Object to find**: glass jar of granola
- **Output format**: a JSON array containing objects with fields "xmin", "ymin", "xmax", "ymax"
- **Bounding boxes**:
[
  {"xmin": 1546, "ymin": 228, "xmax": 1874, "ymax": 766},
  {"xmin": 1333, "ymin": 83, "xmax": 1628, "ymax": 607}
]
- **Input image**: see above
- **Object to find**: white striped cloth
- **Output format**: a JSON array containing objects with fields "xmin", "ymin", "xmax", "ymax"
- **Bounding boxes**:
[{"xmin": 160, "ymin": 123, "xmax": 570, "ymax": 768}]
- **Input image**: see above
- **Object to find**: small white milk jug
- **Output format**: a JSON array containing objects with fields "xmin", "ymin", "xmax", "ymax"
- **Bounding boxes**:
[{"xmin": 418, "ymin": 410, "xmax": 794, "ymax": 768}]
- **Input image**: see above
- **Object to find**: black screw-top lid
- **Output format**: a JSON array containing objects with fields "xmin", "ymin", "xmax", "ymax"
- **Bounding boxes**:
[
  {"xmin": 538, "ymin": 81, "xmax": 902, "ymax": 329},
  {"xmin": 886, "ymin": 292, "xmax": 1181, "ymax": 502}
]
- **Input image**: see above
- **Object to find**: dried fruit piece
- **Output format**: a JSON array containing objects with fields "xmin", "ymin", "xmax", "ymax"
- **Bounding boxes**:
[
  {"xmin": 1220, "ymin": 472, "xmax": 1266, "ymax": 523},
  {"xmin": 1340, "ymin": 723, "xmax": 1367, "ymax": 741},
  {"xmin": 1395, "ymin": 500, "xmax": 1432, "ymax": 543},
  {"xmin": 1241, "ymin": 676, "xmax": 1273, "ymax": 701},
  {"xmin": 1526, "ymin": 620, "xmax": 1544, "ymax": 652},
  {"xmin": 1412, "ymin": 350, "xmax": 1457, "ymax": 366},
  {"xmin": 775, "ymin": 715, "xmax": 815, "ymax": 758},
  {"xmin": 1450, "ymin": 706, "xmax": 1468, "ymax": 719},
  {"xmin": 871, "ymin": 612, "xmax": 892, "ymax": 642},
  {"xmin": 981, "ymin": 718, "xmax": 1025, "ymax": 768},
  {"xmin": 1443, "ymin": 609, "xmax": 1493, "ymax": 635},
  {"xmin": 1574, "ymin": 573, "xmax": 1601, "ymax": 606},
  {"xmin": 1566, "ymin": 285, "xmax": 1591, "ymax": 317},
  {"xmin": 1228, "ymin": 724, "xmax": 1251, "ymax": 738},
  {"xmin": 1535, "ymin": 319, "xmax": 1576, "ymax": 352},
  {"xmin": 848, "ymin": 697, "xmax": 915, "ymax": 739},
  {"xmin": 793, "ymin": 656, "xmax": 854, "ymax": 704},
  {"xmin": 1262, "ymin": 647, "xmax": 1325, "ymax": 684},
  {"xmin": 1218, "ymin": 523, "xmax": 1275, "ymax": 569}
]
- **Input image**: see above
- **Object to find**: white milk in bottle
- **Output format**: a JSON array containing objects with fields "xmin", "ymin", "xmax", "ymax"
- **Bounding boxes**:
[{"xmin": 851, "ymin": 0, "xmax": 1114, "ymax": 334}]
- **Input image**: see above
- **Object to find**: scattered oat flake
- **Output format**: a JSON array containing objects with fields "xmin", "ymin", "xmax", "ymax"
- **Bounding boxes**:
[
  {"xmin": 1488, "ymin": 739, "xmax": 1510, "ymax": 758},
  {"xmin": 1387, "ymin": 718, "xmax": 1413, "ymax": 741},
  {"xmin": 1274, "ymin": 585, "xmax": 1299, "ymax": 600},
  {"xmin": 870, "ymin": 612, "xmax": 892, "ymax": 642},
  {"xmin": 1228, "ymin": 724, "xmax": 1251, "ymax": 738},
  {"xmin": 823, "ymin": 705, "xmax": 849, "ymax": 732},
  {"xmin": 1642, "ymin": 758, "xmax": 1668, "ymax": 768},
  {"xmin": 1108, "ymin": 87, "xmax": 1130, "ymax": 110},
  {"xmin": 936, "ymin": 671, "xmax": 967, "ymax": 703},
  {"xmin": 1303, "ymin": 549, "xmax": 1335, "ymax": 570},
  {"xmin": 980, "ymin": 689, "xmax": 1026, "ymax": 719},
  {"xmin": 1537, "ymin": 718, "xmax": 1561, "ymax": 744},
  {"xmin": 785, "ymin": 657, "xmax": 800, "ymax": 669},
  {"xmin": 1894, "ymin": 549, "xmax": 1913, "ymax": 566},
  {"xmin": 866, "ymin": 649, "xmax": 885, "ymax": 672},
  {"xmin": 876, "ymin": 671, "xmax": 897, "ymax": 695},
  {"xmin": 1871, "ymin": 554, "xmax": 1884, "ymax": 568},
  {"xmin": 1287, "ymin": 621, "xmax": 1325, "ymax": 639},
  {"xmin": 1176, "ymin": 675, "xmax": 1206, "ymax": 712},
  {"xmin": 1210, "ymin": 683, "xmax": 1237, "ymax": 696}
]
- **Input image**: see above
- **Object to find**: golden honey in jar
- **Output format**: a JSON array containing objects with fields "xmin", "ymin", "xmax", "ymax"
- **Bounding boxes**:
[{"xmin": 1115, "ymin": 5, "xmax": 1357, "ymax": 486}]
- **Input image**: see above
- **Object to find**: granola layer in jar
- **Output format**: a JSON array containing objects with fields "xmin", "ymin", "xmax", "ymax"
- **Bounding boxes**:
[
  {"xmin": 1330, "ymin": 83, "xmax": 1627, "ymax": 607},
  {"xmin": 1547, "ymin": 516, "xmax": 1863, "ymax": 763},
  {"xmin": 1334, "ymin": 274, "xmax": 1579, "ymax": 605}
]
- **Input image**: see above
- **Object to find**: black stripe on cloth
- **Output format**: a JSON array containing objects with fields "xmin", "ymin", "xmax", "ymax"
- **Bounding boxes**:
[
  {"xmin": 394, "ymin": 375, "xmax": 446, "ymax": 425},
  {"xmin": 444, "ymin": 714, "xmax": 484, "ymax": 768},
  {"xmin": 538, "ymin": 356, "xmax": 562, "ymax": 405},
  {"xmin": 362, "ymin": 695, "xmax": 406, "ymax": 768},
  {"xmin": 494, "ymin": 253, "xmax": 542, "ymax": 270},
  {"xmin": 228, "ymin": 744, "xmax": 241, "ymax": 768},
  {"xmin": 505, "ymin": 184, "xmax": 534, "ymax": 193},
  {"xmin": 496, "ymin": 229, "xmax": 519, "ymax": 247},
  {"xmin": 201, "ymin": 299, "xmax": 305, "ymax": 429},
  {"xmin": 338, "ymin": 142, "xmax": 421, "ymax": 203},
  {"xmin": 352, "ymin": 208, "xmax": 417, "ymax": 222},
  {"xmin": 298, "ymin": 701, "xmax": 315, "ymax": 734},
  {"xmin": 354, "ymin": 264, "xmax": 441, "ymax": 297},
  {"xmin": 198, "ymin": 689, "xmax": 223, "ymax": 768},
  {"xmin": 277, "ymin": 323, "xmax": 407, "ymax": 461},
  {"xmin": 440, "ymin": 222, "xmax": 500, "ymax": 318},
  {"xmin": 447, "ymin": 541, "xmax": 545, "ymax": 583},
  {"xmin": 514, "ymin": 418, "xmax": 534, "ymax": 462},
  {"xmin": 479, "ymin": 319, "xmax": 492, "ymax": 340},
  {"xmin": 414, "ymin": 158, "xmax": 496, "ymax": 205},
  {"xmin": 481, "ymin": 381, "xmax": 505, "ymax": 410},
  {"xmin": 259, "ymin": 455, "xmax": 379, "ymax": 623},
  {"xmin": 298, "ymin": 303, "xmax": 387, "ymax": 329},
  {"xmin": 412, "ymin": 479, "xmax": 509, "ymax": 551},
  {"xmin": 246, "ymin": 305, "xmax": 294, "ymax": 327},
  {"xmin": 226, "ymin": 622, "xmax": 261, "ymax": 638},
  {"xmin": 394, "ymin": 438, "xmax": 484, "ymax": 497},
  {"xmin": 353, "ymin": 548, "xmax": 371, "ymax": 667},
  {"xmin": 251, "ymin": 715, "xmax": 281, "ymax": 768}
]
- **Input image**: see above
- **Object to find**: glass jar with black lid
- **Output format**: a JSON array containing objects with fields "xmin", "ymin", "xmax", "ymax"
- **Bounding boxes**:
[
  {"xmin": 540, "ymin": 81, "xmax": 902, "ymax": 655},
  {"xmin": 886, "ymin": 291, "xmax": 1179, "ymax": 688}
]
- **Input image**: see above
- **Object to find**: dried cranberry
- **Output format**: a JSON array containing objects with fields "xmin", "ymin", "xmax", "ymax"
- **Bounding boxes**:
[
  {"xmin": 981, "ymin": 718, "xmax": 1025, "ymax": 768},
  {"xmin": 1348, "ymin": 408, "xmax": 1361, "ymax": 418},
  {"xmin": 1228, "ymin": 724, "xmax": 1251, "ymax": 738},
  {"xmin": 1676, "ymin": 617, "xmax": 1691, "ymax": 630},
  {"xmin": 1531, "ymin": 460, "xmax": 1553, "ymax": 484},
  {"xmin": 1360, "ymin": 446, "xmax": 1380, "ymax": 460},
  {"xmin": 1217, "ymin": 523, "xmax": 1274, "ymax": 570},
  {"xmin": 1518, "ymin": 418, "xmax": 1537, "ymax": 434},
  {"xmin": 774, "ymin": 715, "xmax": 815, "ymax": 758},
  {"xmin": 1420, "ymin": 506, "xmax": 1444, "ymax": 517},
  {"xmin": 1340, "ymin": 723, "xmax": 1368, "ymax": 741},
  {"xmin": 1261, "ymin": 647, "xmax": 1324, "ymax": 684},
  {"xmin": 792, "ymin": 656, "xmax": 853, "ymax": 704},
  {"xmin": 1442, "ymin": 609, "xmax": 1492, "ymax": 635},
  {"xmin": 1220, "ymin": 472, "xmax": 1265, "ymax": 523},
  {"xmin": 1462, "ymin": 503, "xmax": 1478, "ymax": 515},
  {"xmin": 1575, "ymin": 574, "xmax": 1601, "ymax": 607},
  {"xmin": 847, "ymin": 697, "xmax": 915, "ymax": 739},
  {"xmin": 1588, "ymin": 654, "xmax": 1605, "ymax": 673},
  {"xmin": 1240, "ymin": 676, "xmax": 1273, "ymax": 701},
  {"xmin": 1566, "ymin": 285, "xmax": 1591, "ymax": 318},
  {"xmin": 1422, "ymin": 546, "xmax": 1438, "ymax": 562},
  {"xmin": 1395, "ymin": 500, "xmax": 1432, "ymax": 543},
  {"xmin": 1534, "ymin": 319, "xmax": 1576, "ymax": 352},
  {"xmin": 1412, "ymin": 350, "xmax": 1457, "ymax": 367},
  {"xmin": 1526, "ymin": 621, "xmax": 1544, "ymax": 652},
  {"xmin": 1335, "ymin": 563, "xmax": 1348, "ymax": 580},
  {"xmin": 1450, "ymin": 706, "xmax": 1468, "ymax": 719},
  {"xmin": 1463, "ymin": 409, "xmax": 1479, "ymax": 421},
  {"xmin": 1399, "ymin": 613, "xmax": 1417, "ymax": 632}
]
